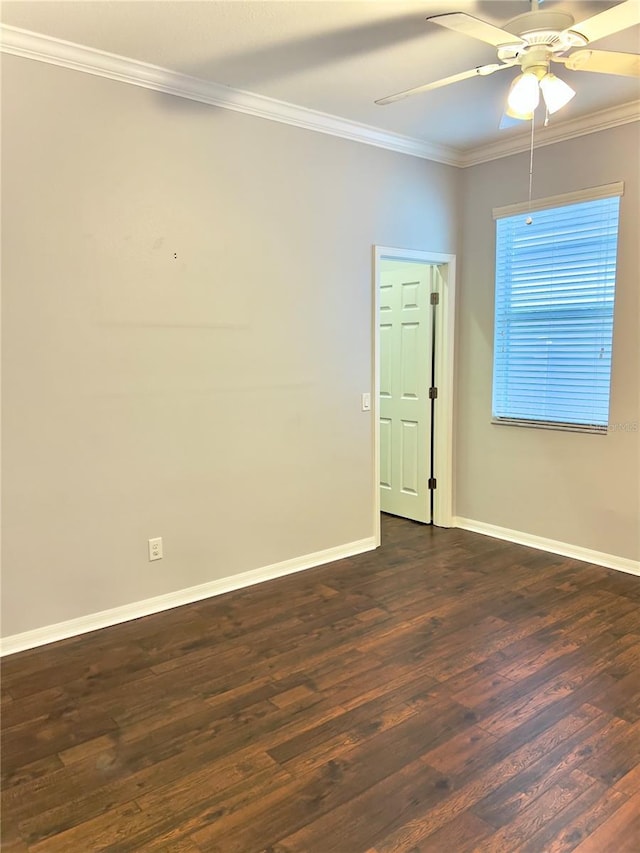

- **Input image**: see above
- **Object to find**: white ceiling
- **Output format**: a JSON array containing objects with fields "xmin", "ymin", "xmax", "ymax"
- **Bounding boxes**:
[{"xmin": 2, "ymin": 0, "xmax": 639, "ymax": 153}]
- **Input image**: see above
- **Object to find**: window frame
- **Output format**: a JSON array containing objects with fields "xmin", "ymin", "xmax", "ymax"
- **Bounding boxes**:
[{"xmin": 491, "ymin": 182, "xmax": 623, "ymax": 435}]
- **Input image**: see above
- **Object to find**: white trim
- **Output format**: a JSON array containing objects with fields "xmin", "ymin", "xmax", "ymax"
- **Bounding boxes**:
[
  {"xmin": 459, "ymin": 101, "xmax": 640, "ymax": 168},
  {"xmin": 373, "ymin": 248, "xmax": 382, "ymax": 546},
  {"xmin": 433, "ymin": 258, "xmax": 456, "ymax": 529},
  {"xmin": 491, "ymin": 417, "xmax": 607, "ymax": 435},
  {"xmin": 454, "ymin": 517, "xmax": 640, "ymax": 577},
  {"xmin": 0, "ymin": 536, "xmax": 376, "ymax": 656},
  {"xmin": 1, "ymin": 25, "xmax": 638, "ymax": 168},
  {"xmin": 493, "ymin": 181, "xmax": 625, "ymax": 219},
  {"xmin": 0, "ymin": 24, "xmax": 458, "ymax": 166},
  {"xmin": 372, "ymin": 247, "xmax": 456, "ymax": 545}
]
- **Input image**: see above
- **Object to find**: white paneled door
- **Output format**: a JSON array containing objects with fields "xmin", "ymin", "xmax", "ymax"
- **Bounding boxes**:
[{"xmin": 379, "ymin": 263, "xmax": 434, "ymax": 523}]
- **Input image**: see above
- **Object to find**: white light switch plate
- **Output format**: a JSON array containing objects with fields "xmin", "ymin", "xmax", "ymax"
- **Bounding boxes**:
[{"xmin": 361, "ymin": 393, "xmax": 371, "ymax": 412}]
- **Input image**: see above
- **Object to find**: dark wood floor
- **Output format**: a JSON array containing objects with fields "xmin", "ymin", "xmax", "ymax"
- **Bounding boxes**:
[{"xmin": 2, "ymin": 515, "xmax": 640, "ymax": 852}]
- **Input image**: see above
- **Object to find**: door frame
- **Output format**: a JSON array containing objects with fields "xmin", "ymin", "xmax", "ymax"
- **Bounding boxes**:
[{"xmin": 373, "ymin": 246, "xmax": 456, "ymax": 546}]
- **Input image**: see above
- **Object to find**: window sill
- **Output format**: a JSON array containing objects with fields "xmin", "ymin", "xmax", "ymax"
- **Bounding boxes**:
[{"xmin": 491, "ymin": 418, "xmax": 607, "ymax": 435}]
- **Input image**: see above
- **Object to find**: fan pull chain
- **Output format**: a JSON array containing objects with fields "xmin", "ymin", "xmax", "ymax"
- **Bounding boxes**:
[{"xmin": 526, "ymin": 115, "xmax": 535, "ymax": 225}]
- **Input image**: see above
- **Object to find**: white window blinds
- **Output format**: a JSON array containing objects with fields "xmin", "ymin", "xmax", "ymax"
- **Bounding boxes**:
[{"xmin": 492, "ymin": 192, "xmax": 621, "ymax": 433}]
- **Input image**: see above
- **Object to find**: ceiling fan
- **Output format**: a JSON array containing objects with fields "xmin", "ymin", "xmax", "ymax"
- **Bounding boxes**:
[{"xmin": 376, "ymin": 0, "xmax": 640, "ymax": 121}]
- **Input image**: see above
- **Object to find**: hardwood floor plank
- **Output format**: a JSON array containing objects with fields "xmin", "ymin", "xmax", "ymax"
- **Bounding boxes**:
[
  {"xmin": 421, "ymin": 724, "xmax": 499, "ymax": 775},
  {"xmin": 271, "ymin": 692, "xmax": 471, "ymax": 780},
  {"xmin": 445, "ymin": 669, "xmax": 515, "ymax": 710},
  {"xmin": 372, "ymin": 707, "xmax": 599, "ymax": 851},
  {"xmin": 573, "ymin": 718, "xmax": 640, "ymax": 787},
  {"xmin": 475, "ymin": 770, "xmax": 591, "ymax": 850},
  {"xmin": 531, "ymin": 783, "xmax": 626, "ymax": 853},
  {"xmin": 135, "ymin": 839, "xmax": 203, "ymax": 853},
  {"xmin": 395, "ymin": 809, "xmax": 495, "ymax": 853},
  {"xmin": 0, "ymin": 839, "xmax": 29, "ymax": 853},
  {"xmin": 275, "ymin": 759, "xmax": 447, "ymax": 853},
  {"xmin": 122, "ymin": 764, "xmax": 294, "ymax": 853},
  {"xmin": 461, "ymin": 634, "xmax": 638, "ymax": 740},
  {"xmin": 468, "ymin": 706, "xmax": 611, "ymax": 827},
  {"xmin": 267, "ymin": 699, "xmax": 419, "ymax": 775},
  {"xmin": 190, "ymin": 693, "xmax": 475, "ymax": 850},
  {"xmin": 1, "ymin": 754, "xmax": 64, "ymax": 790},
  {"xmin": 571, "ymin": 790, "xmax": 640, "ymax": 852},
  {"xmin": 2, "ymin": 639, "xmax": 152, "ymax": 701},
  {"xmin": 1, "ymin": 515, "xmax": 638, "ymax": 851},
  {"xmin": 266, "ymin": 678, "xmax": 467, "ymax": 768},
  {"xmin": 17, "ymin": 744, "xmax": 279, "ymax": 848},
  {"xmin": 614, "ymin": 762, "xmax": 640, "ymax": 795},
  {"xmin": 57, "ymin": 732, "xmax": 121, "ymax": 766},
  {"xmin": 27, "ymin": 801, "xmax": 143, "ymax": 853},
  {"xmin": 1, "ymin": 706, "xmax": 119, "ymax": 774},
  {"xmin": 518, "ymin": 776, "xmax": 627, "ymax": 853},
  {"xmin": 590, "ymin": 666, "xmax": 640, "ymax": 723},
  {"xmin": 0, "ymin": 686, "xmax": 66, "ymax": 731}
]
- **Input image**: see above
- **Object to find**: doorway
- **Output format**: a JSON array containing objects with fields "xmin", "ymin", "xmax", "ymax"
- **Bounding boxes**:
[{"xmin": 373, "ymin": 247, "xmax": 456, "ymax": 546}]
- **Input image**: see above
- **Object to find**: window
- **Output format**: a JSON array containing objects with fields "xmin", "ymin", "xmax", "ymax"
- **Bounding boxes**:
[{"xmin": 492, "ymin": 184, "xmax": 622, "ymax": 434}]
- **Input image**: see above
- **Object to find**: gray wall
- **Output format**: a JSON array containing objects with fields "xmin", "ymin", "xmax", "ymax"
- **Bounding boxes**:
[
  {"xmin": 1, "ymin": 56, "xmax": 460, "ymax": 637},
  {"xmin": 3, "ymin": 53, "xmax": 638, "ymax": 643},
  {"xmin": 457, "ymin": 123, "xmax": 640, "ymax": 560}
]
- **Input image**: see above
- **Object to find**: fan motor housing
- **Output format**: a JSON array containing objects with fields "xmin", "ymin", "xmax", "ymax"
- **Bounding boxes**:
[
  {"xmin": 505, "ymin": 10, "xmax": 574, "ymax": 35},
  {"xmin": 497, "ymin": 9, "xmax": 589, "ymax": 61}
]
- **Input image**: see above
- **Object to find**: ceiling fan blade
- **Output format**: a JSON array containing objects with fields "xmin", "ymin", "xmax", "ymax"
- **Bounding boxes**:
[
  {"xmin": 568, "ymin": 0, "xmax": 640, "ymax": 44},
  {"xmin": 562, "ymin": 49, "xmax": 640, "ymax": 77},
  {"xmin": 375, "ymin": 63, "xmax": 511, "ymax": 105},
  {"xmin": 426, "ymin": 13, "xmax": 525, "ymax": 48}
]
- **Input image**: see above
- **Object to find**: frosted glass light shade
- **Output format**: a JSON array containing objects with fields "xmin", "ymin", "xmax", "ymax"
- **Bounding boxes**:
[
  {"xmin": 504, "ymin": 104, "xmax": 534, "ymax": 121},
  {"xmin": 507, "ymin": 72, "xmax": 540, "ymax": 114},
  {"xmin": 540, "ymin": 73, "xmax": 576, "ymax": 114}
]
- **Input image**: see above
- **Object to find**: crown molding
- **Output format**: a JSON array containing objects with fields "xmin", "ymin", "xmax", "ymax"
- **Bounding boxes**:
[
  {"xmin": 0, "ymin": 24, "xmax": 461, "ymax": 167},
  {"xmin": 459, "ymin": 100, "xmax": 640, "ymax": 167},
  {"xmin": 2, "ymin": 25, "xmax": 638, "ymax": 170}
]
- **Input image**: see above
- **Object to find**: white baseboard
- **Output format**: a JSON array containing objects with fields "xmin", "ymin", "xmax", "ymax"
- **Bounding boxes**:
[
  {"xmin": 454, "ymin": 517, "xmax": 640, "ymax": 577},
  {"xmin": 0, "ymin": 536, "xmax": 377, "ymax": 657}
]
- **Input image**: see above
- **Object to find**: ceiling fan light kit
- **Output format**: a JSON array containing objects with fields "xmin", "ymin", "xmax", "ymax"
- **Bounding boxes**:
[
  {"xmin": 539, "ymin": 73, "xmax": 576, "ymax": 114},
  {"xmin": 507, "ymin": 65, "xmax": 576, "ymax": 118},
  {"xmin": 375, "ymin": 0, "xmax": 640, "ymax": 122},
  {"xmin": 507, "ymin": 71, "xmax": 541, "ymax": 115}
]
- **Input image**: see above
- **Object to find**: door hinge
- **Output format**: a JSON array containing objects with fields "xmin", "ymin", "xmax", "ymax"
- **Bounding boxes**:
[
  {"xmin": 430, "ymin": 292, "xmax": 440, "ymax": 305},
  {"xmin": 429, "ymin": 387, "xmax": 438, "ymax": 400},
  {"xmin": 428, "ymin": 477, "xmax": 437, "ymax": 490}
]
